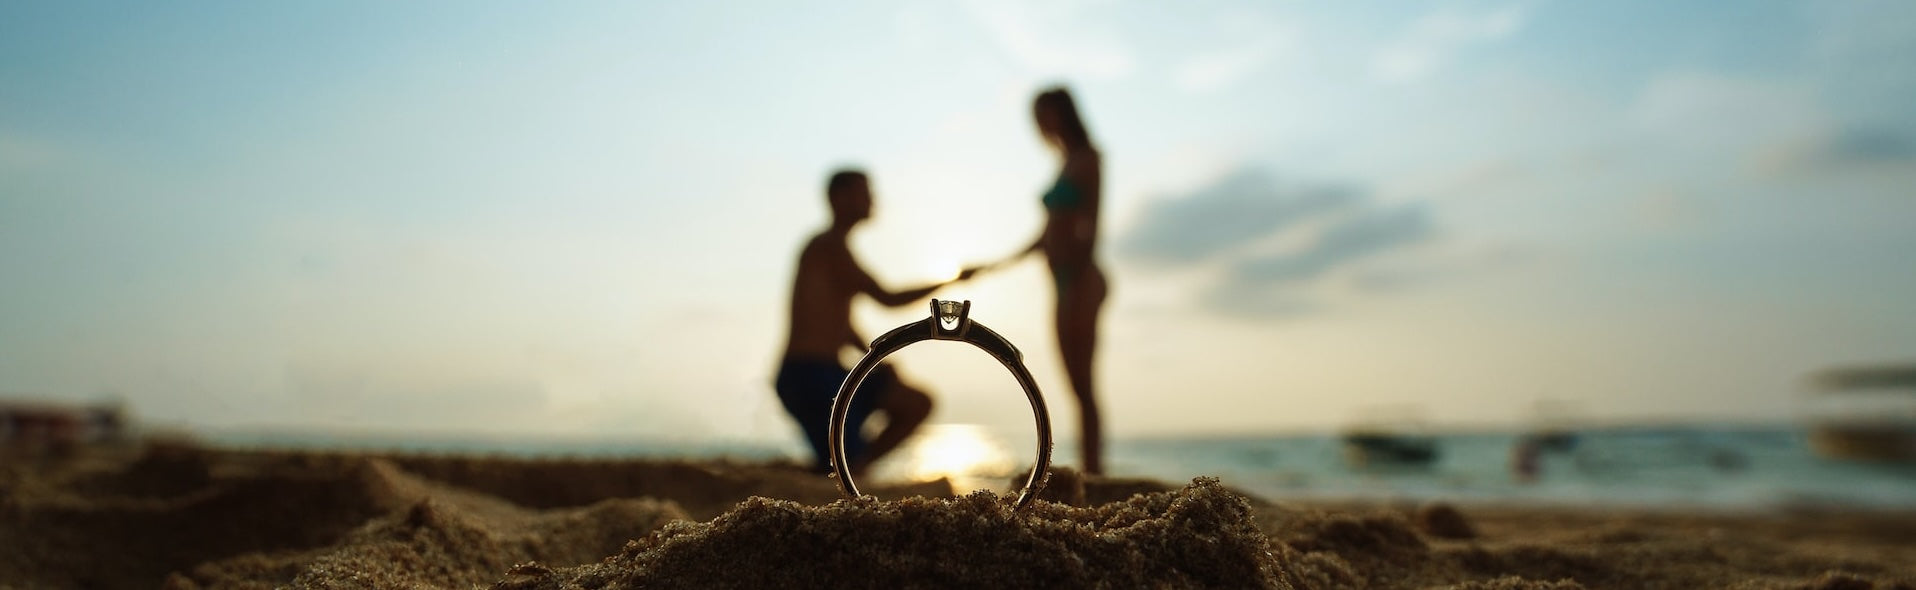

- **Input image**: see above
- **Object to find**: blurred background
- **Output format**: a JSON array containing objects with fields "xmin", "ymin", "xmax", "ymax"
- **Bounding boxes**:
[{"xmin": 4, "ymin": 1, "xmax": 1914, "ymax": 506}]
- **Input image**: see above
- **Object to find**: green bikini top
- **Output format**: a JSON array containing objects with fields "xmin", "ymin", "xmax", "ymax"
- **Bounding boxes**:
[{"xmin": 1042, "ymin": 176, "xmax": 1084, "ymax": 210}]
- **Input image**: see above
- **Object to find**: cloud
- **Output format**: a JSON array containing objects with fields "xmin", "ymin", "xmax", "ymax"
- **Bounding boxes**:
[
  {"xmin": 1119, "ymin": 169, "xmax": 1358, "ymax": 264},
  {"xmin": 1628, "ymin": 186, "xmax": 1709, "ymax": 231},
  {"xmin": 1118, "ymin": 167, "xmax": 1438, "ymax": 317},
  {"xmin": 1804, "ymin": 1, "xmax": 1916, "ymax": 125},
  {"xmin": 1229, "ymin": 204, "xmax": 1433, "ymax": 284},
  {"xmin": 1826, "ymin": 128, "xmax": 1916, "ymax": 162},
  {"xmin": 1621, "ymin": 71, "xmax": 1896, "ymax": 180},
  {"xmin": 0, "ymin": 134, "xmax": 62, "ymax": 171},
  {"xmin": 1371, "ymin": 4, "xmax": 1528, "ymax": 83},
  {"xmin": 1631, "ymin": 73, "xmax": 1827, "ymax": 155},
  {"xmin": 1175, "ymin": 35, "xmax": 1291, "ymax": 94},
  {"xmin": 1347, "ymin": 265, "xmax": 1440, "ymax": 293},
  {"xmin": 960, "ymin": 0, "xmax": 1134, "ymax": 79},
  {"xmin": 1198, "ymin": 286, "xmax": 1319, "ymax": 318},
  {"xmin": 1203, "ymin": 204, "xmax": 1432, "ymax": 316},
  {"xmin": 1755, "ymin": 127, "xmax": 1916, "ymax": 175}
]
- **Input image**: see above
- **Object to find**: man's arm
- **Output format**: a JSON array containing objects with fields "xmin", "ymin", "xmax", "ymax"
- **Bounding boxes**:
[
  {"xmin": 868, "ymin": 281, "xmax": 945, "ymax": 307},
  {"xmin": 839, "ymin": 244, "xmax": 951, "ymax": 308}
]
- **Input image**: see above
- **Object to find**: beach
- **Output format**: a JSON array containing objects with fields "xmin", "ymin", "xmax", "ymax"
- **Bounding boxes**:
[{"xmin": 5, "ymin": 441, "xmax": 1915, "ymax": 589}]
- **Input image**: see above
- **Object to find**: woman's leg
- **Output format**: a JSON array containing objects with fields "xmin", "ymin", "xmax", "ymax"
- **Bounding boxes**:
[{"xmin": 1056, "ymin": 266, "xmax": 1108, "ymax": 475}]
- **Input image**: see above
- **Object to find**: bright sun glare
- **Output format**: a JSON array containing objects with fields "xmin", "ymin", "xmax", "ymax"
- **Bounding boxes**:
[
  {"xmin": 932, "ymin": 259, "xmax": 963, "ymax": 283},
  {"xmin": 904, "ymin": 424, "xmax": 1015, "ymax": 490}
]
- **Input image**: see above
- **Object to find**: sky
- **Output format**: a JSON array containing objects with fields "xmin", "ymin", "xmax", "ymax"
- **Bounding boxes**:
[{"xmin": 3, "ymin": 1, "xmax": 1914, "ymax": 445}]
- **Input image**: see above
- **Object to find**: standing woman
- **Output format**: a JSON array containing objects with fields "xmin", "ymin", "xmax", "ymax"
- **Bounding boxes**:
[{"xmin": 1023, "ymin": 86, "xmax": 1108, "ymax": 475}]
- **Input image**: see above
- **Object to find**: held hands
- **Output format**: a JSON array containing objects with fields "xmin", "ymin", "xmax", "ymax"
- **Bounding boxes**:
[
  {"xmin": 938, "ymin": 248, "xmax": 1035, "ymax": 289},
  {"xmin": 936, "ymin": 265, "xmax": 982, "ymax": 290},
  {"xmin": 946, "ymin": 251, "xmax": 1028, "ymax": 286}
]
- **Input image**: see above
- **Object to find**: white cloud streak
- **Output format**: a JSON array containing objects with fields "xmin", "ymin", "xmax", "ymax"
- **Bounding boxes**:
[
  {"xmin": 1371, "ymin": 4, "xmax": 1527, "ymax": 84},
  {"xmin": 1175, "ymin": 35, "xmax": 1290, "ymax": 94},
  {"xmin": 960, "ymin": 0, "xmax": 1134, "ymax": 79}
]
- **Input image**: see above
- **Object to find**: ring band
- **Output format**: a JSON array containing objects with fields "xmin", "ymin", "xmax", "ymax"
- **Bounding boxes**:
[{"xmin": 829, "ymin": 299, "xmax": 1054, "ymax": 508}]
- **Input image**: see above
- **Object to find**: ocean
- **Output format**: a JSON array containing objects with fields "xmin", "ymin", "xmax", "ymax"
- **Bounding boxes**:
[
  {"xmin": 1103, "ymin": 425, "xmax": 1916, "ymax": 510},
  {"xmin": 203, "ymin": 422, "xmax": 1916, "ymax": 511}
]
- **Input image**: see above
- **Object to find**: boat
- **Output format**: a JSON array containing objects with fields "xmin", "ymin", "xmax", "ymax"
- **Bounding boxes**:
[
  {"xmin": 1803, "ymin": 364, "xmax": 1916, "ymax": 463},
  {"xmin": 1, "ymin": 397, "xmax": 128, "ymax": 458},
  {"xmin": 1341, "ymin": 430, "xmax": 1440, "ymax": 467},
  {"xmin": 1339, "ymin": 405, "xmax": 1441, "ymax": 468}
]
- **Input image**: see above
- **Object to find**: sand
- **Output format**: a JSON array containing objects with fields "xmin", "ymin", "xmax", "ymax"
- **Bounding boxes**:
[{"xmin": 4, "ymin": 441, "xmax": 1915, "ymax": 589}]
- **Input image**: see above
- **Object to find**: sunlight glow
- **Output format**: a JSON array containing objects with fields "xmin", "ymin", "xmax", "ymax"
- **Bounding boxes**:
[
  {"xmin": 904, "ymin": 424, "xmax": 1015, "ymax": 489},
  {"xmin": 932, "ymin": 258, "xmax": 964, "ymax": 283}
]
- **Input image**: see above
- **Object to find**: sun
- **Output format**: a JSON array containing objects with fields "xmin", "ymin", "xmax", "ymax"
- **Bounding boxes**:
[
  {"xmin": 929, "ymin": 258, "xmax": 963, "ymax": 283},
  {"xmin": 904, "ymin": 424, "xmax": 1015, "ymax": 490}
]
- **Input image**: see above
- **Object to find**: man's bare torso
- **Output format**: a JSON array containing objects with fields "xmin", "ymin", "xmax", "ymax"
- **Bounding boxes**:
[{"xmin": 783, "ymin": 231, "xmax": 864, "ymax": 363}]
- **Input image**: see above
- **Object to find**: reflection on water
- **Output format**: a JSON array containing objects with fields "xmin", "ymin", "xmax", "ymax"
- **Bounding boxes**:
[{"xmin": 884, "ymin": 423, "xmax": 1016, "ymax": 492}]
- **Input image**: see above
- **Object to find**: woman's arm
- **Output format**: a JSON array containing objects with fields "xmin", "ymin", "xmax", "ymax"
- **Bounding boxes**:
[
  {"xmin": 1020, "ymin": 233, "xmax": 1044, "ymax": 257},
  {"xmin": 973, "ymin": 233, "xmax": 1041, "ymax": 272}
]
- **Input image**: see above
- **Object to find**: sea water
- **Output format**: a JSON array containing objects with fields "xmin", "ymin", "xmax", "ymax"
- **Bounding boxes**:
[
  {"xmin": 203, "ymin": 423, "xmax": 1916, "ymax": 511},
  {"xmin": 1101, "ymin": 425, "xmax": 1916, "ymax": 510}
]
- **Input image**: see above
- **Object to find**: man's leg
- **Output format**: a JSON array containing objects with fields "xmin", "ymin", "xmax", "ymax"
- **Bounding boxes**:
[
  {"xmin": 853, "ymin": 376, "xmax": 933, "ymax": 474},
  {"xmin": 774, "ymin": 359, "xmax": 839, "ymax": 472}
]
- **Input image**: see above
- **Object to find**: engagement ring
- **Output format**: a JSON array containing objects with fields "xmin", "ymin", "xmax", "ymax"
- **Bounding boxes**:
[{"xmin": 829, "ymin": 299, "xmax": 1054, "ymax": 508}]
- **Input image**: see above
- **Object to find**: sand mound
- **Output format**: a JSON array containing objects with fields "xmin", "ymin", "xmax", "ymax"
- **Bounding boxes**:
[
  {"xmin": 270, "ymin": 495, "xmax": 687, "ymax": 589},
  {"xmin": 164, "ymin": 494, "xmax": 687, "ymax": 589},
  {"xmin": 497, "ymin": 477, "xmax": 1281, "ymax": 589},
  {"xmin": 3, "ymin": 449, "xmax": 423, "ymax": 588},
  {"xmin": 7, "ymin": 444, "xmax": 1916, "ymax": 589},
  {"xmin": 381, "ymin": 455, "xmax": 948, "ymax": 520},
  {"xmin": 1258, "ymin": 502, "xmax": 1916, "ymax": 590}
]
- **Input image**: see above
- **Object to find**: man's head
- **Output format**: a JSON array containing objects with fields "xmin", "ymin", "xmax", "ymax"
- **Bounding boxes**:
[{"xmin": 826, "ymin": 168, "xmax": 872, "ymax": 224}]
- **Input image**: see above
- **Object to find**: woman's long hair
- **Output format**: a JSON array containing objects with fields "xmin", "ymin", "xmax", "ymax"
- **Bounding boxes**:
[{"xmin": 1035, "ymin": 87, "xmax": 1094, "ymax": 152}]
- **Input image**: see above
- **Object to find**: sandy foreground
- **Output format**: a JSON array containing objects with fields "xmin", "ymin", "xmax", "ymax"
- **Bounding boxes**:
[{"xmin": 3, "ymin": 442, "xmax": 1915, "ymax": 589}]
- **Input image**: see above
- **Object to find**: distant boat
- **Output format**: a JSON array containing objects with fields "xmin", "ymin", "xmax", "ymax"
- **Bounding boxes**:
[
  {"xmin": 1340, "ymin": 405, "xmax": 1442, "ymax": 468},
  {"xmin": 1341, "ymin": 430, "xmax": 1440, "ymax": 467},
  {"xmin": 1, "ymin": 397, "xmax": 128, "ymax": 457},
  {"xmin": 1803, "ymin": 364, "xmax": 1916, "ymax": 463},
  {"xmin": 1520, "ymin": 398, "xmax": 1584, "ymax": 452}
]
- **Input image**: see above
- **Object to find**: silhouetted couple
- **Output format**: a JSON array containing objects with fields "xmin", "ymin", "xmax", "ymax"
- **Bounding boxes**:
[{"xmin": 776, "ymin": 87, "xmax": 1108, "ymax": 476}]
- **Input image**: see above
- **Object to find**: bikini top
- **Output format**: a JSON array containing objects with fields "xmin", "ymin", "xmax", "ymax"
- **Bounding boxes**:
[{"xmin": 1041, "ymin": 175, "xmax": 1084, "ymax": 210}]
